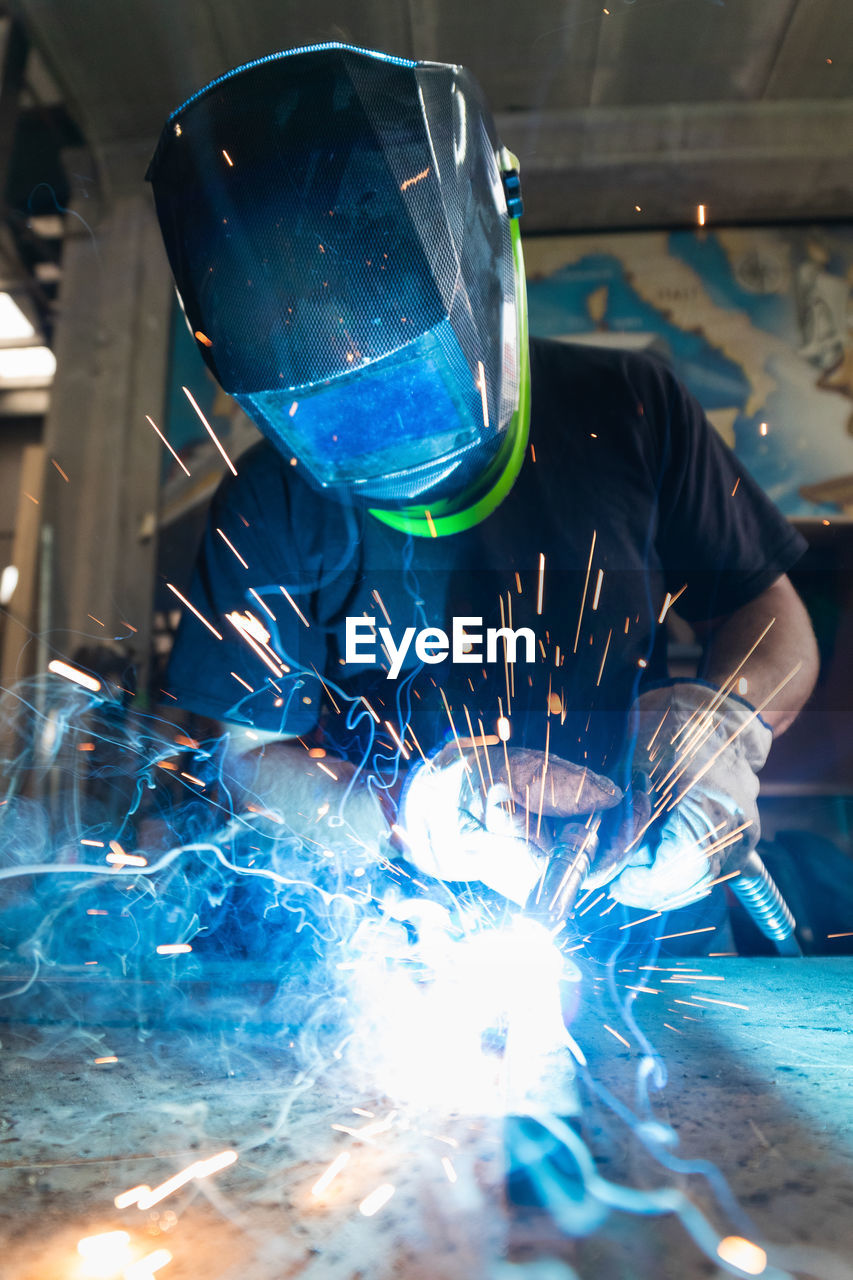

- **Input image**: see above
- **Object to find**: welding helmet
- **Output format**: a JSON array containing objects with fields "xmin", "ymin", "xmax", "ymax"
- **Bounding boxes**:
[{"xmin": 147, "ymin": 43, "xmax": 529, "ymax": 536}]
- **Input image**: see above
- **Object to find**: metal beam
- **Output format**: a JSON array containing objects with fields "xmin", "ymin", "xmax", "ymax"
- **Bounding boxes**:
[{"xmin": 499, "ymin": 98, "xmax": 853, "ymax": 229}]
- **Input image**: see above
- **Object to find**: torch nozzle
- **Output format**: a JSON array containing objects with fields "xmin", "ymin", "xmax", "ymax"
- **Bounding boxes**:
[{"xmin": 525, "ymin": 826, "xmax": 600, "ymax": 928}]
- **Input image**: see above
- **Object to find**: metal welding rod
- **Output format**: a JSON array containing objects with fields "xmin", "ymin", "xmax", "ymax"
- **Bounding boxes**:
[{"xmin": 525, "ymin": 825, "xmax": 599, "ymax": 928}]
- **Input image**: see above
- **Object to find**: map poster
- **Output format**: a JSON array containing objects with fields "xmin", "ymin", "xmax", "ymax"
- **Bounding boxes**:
[{"xmin": 525, "ymin": 227, "xmax": 853, "ymax": 520}]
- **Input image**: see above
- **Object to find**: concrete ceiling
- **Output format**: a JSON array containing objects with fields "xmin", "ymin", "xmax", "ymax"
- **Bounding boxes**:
[{"xmin": 10, "ymin": 0, "xmax": 853, "ymax": 229}]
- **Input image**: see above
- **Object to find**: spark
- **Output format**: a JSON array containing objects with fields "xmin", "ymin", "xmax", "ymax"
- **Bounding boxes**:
[
  {"xmin": 48, "ymin": 659, "xmax": 101, "ymax": 693},
  {"xmin": 114, "ymin": 1184, "xmax": 150, "ymax": 1208},
  {"xmin": 77, "ymin": 742, "xmax": 95, "ymax": 751},
  {"xmin": 657, "ymin": 583, "xmax": 687, "ymax": 624},
  {"xmin": 226, "ymin": 611, "xmax": 284, "ymax": 676},
  {"xmin": 216, "ymin": 527, "xmax": 248, "ymax": 567},
  {"xmin": 595, "ymin": 628, "xmax": 612, "ymax": 686},
  {"xmin": 663, "ymin": 1023, "xmax": 683, "ymax": 1034},
  {"xmin": 289, "ymin": 401, "xmax": 298, "ymax": 416},
  {"xmin": 372, "ymin": 589, "xmax": 391, "ymax": 624},
  {"xmin": 194, "ymin": 330, "xmax": 213, "ymax": 347},
  {"xmin": 717, "ymin": 1237, "xmax": 767, "ymax": 1274},
  {"xmin": 828, "ymin": 931, "xmax": 853, "ymax": 939},
  {"xmin": 669, "ymin": 663, "xmax": 803, "ymax": 809},
  {"xmin": 625, "ymin": 985, "xmax": 660, "ymax": 995},
  {"xmin": 706, "ymin": 868, "xmax": 744, "ymax": 889},
  {"xmin": 82, "ymin": 839, "xmax": 105, "ymax": 848},
  {"xmin": 759, "ymin": 421, "xmax": 768, "ymax": 436},
  {"xmin": 146, "ymin": 415, "xmax": 191, "ymax": 475},
  {"xmin": 425, "ymin": 509, "xmax": 438, "ymax": 538},
  {"xmin": 441, "ymin": 1156, "xmax": 458, "ymax": 1183},
  {"xmin": 618, "ymin": 910, "xmax": 662, "ymax": 930},
  {"xmin": 167, "ymin": 583, "xmax": 223, "ymax": 640},
  {"xmin": 106, "ymin": 850, "xmax": 147, "ymax": 868},
  {"xmin": 475, "ymin": 359, "xmax": 490, "ymax": 427},
  {"xmin": 315, "ymin": 760, "xmax": 340, "ymax": 781},
  {"xmin": 591, "ymin": 568, "xmax": 603, "ymax": 611},
  {"xmin": 573, "ymin": 531, "xmax": 596, "ymax": 651},
  {"xmin": 731, "ymin": 477, "xmax": 740, "ymax": 496},
  {"xmin": 249, "ymin": 587, "xmax": 276, "ymax": 620},
  {"xmin": 231, "ymin": 671, "xmax": 254, "ymax": 692},
  {"xmin": 94, "ymin": 1056, "xmax": 118, "ymax": 1064},
  {"xmin": 182, "ymin": 385, "xmax": 237, "ymax": 475},
  {"xmin": 577, "ymin": 891, "xmax": 605, "ymax": 917},
  {"xmin": 602, "ymin": 1024, "xmax": 631, "ymax": 1049},
  {"xmin": 309, "ymin": 664, "xmax": 341, "ymax": 714},
  {"xmin": 400, "ymin": 166, "xmax": 430, "ymax": 191},
  {"xmin": 51, "ymin": 457, "xmax": 69, "ymax": 482},
  {"xmin": 361, "ymin": 696, "xmax": 380, "ymax": 723},
  {"xmin": 384, "ymin": 720, "xmax": 410, "ymax": 760},
  {"xmin": 311, "ymin": 1151, "xmax": 350, "ymax": 1197},
  {"xmin": 131, "ymin": 1149, "xmax": 238, "ymax": 1210},
  {"xmin": 359, "ymin": 1183, "xmax": 396, "ymax": 1216},
  {"xmin": 536, "ymin": 552, "xmax": 545, "ymax": 614},
  {"xmin": 496, "ymin": 715, "xmax": 510, "ymax": 742},
  {"xmin": 222, "ymin": 148, "xmax": 234, "ymax": 166},
  {"xmin": 280, "ymin": 585, "xmax": 310, "ymax": 626},
  {"xmin": 156, "ymin": 943, "xmax": 192, "ymax": 955},
  {"xmin": 124, "ymin": 1248, "xmax": 173, "ymax": 1279},
  {"xmin": 462, "ymin": 705, "xmax": 488, "ymax": 797},
  {"xmin": 653, "ymin": 926, "xmax": 712, "ymax": 947},
  {"xmin": 698, "ymin": 204, "xmax": 706, "ymax": 226},
  {"xmin": 692, "ymin": 995, "xmax": 749, "ymax": 1011}
]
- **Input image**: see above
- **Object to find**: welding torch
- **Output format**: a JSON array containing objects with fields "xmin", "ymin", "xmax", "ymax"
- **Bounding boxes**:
[
  {"xmin": 524, "ymin": 824, "xmax": 600, "ymax": 929},
  {"xmin": 523, "ymin": 819, "xmax": 801, "ymax": 956}
]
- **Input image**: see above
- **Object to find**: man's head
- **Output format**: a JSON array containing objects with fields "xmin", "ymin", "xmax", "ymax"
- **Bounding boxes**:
[{"xmin": 148, "ymin": 43, "xmax": 529, "ymax": 535}]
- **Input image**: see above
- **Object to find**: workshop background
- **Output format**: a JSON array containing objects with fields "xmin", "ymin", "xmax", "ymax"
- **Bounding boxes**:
[{"xmin": 1, "ymin": 3, "xmax": 853, "ymax": 1279}]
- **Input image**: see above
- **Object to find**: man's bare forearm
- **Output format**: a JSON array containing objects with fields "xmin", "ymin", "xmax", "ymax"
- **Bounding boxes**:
[{"xmin": 700, "ymin": 575, "xmax": 818, "ymax": 736}]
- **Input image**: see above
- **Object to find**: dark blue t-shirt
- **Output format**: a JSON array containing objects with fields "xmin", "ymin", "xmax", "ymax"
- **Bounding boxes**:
[{"xmin": 165, "ymin": 338, "xmax": 806, "ymax": 780}]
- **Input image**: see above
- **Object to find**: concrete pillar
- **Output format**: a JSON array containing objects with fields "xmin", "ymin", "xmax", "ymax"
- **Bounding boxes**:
[{"xmin": 38, "ymin": 141, "xmax": 172, "ymax": 693}]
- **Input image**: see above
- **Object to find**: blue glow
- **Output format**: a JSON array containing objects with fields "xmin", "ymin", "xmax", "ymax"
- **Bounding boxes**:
[
  {"xmin": 168, "ymin": 44, "xmax": 418, "ymax": 124},
  {"xmin": 238, "ymin": 320, "xmax": 483, "ymax": 494}
]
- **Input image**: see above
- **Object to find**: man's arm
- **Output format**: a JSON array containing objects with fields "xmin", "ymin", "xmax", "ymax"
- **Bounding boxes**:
[{"xmin": 697, "ymin": 574, "xmax": 819, "ymax": 735}]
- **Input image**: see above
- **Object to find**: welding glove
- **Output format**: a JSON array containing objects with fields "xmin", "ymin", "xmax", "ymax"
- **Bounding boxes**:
[
  {"xmin": 400, "ymin": 744, "xmax": 622, "ymax": 905},
  {"xmin": 590, "ymin": 681, "xmax": 772, "ymax": 912}
]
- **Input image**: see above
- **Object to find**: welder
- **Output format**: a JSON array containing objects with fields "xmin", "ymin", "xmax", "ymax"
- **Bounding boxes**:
[{"xmin": 148, "ymin": 44, "xmax": 818, "ymax": 938}]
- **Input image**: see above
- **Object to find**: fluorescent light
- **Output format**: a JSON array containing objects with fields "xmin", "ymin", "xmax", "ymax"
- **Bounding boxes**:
[
  {"xmin": 0, "ymin": 293, "xmax": 35, "ymax": 339},
  {"xmin": 0, "ymin": 346, "xmax": 55, "ymax": 382}
]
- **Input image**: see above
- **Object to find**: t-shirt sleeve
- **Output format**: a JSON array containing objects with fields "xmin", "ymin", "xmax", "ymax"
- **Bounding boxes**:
[
  {"xmin": 164, "ymin": 452, "xmax": 330, "ymax": 733},
  {"xmin": 647, "ymin": 361, "xmax": 808, "ymax": 623}
]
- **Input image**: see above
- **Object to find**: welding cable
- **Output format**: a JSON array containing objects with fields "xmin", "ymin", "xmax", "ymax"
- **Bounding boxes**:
[{"xmin": 730, "ymin": 849, "xmax": 801, "ymax": 956}]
